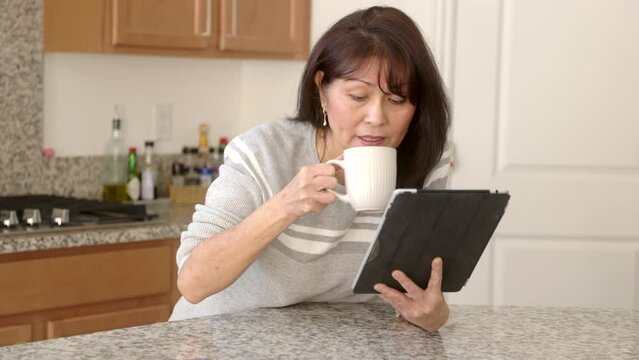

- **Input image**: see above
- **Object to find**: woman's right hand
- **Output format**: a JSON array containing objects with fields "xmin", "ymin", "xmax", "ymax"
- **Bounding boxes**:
[{"xmin": 273, "ymin": 163, "xmax": 339, "ymax": 220}]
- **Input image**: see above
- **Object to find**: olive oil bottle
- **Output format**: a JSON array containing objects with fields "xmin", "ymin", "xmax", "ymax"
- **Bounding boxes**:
[{"xmin": 102, "ymin": 107, "xmax": 128, "ymax": 202}]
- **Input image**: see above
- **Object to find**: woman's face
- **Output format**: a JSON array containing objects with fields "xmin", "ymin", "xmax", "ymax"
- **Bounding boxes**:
[{"xmin": 316, "ymin": 60, "xmax": 416, "ymax": 160}]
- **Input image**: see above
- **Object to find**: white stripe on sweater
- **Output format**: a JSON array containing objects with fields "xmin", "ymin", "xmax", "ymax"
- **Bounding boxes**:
[
  {"xmin": 225, "ymin": 147, "xmax": 267, "ymax": 203},
  {"xmin": 287, "ymin": 216, "xmax": 381, "ymax": 238},
  {"xmin": 278, "ymin": 228, "xmax": 374, "ymax": 255},
  {"xmin": 234, "ymin": 138, "xmax": 274, "ymax": 198},
  {"xmin": 288, "ymin": 223, "xmax": 349, "ymax": 237},
  {"xmin": 353, "ymin": 216, "xmax": 382, "ymax": 224}
]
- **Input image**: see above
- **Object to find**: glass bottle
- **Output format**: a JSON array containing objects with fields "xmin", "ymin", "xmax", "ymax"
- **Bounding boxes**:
[
  {"xmin": 102, "ymin": 108, "xmax": 128, "ymax": 202},
  {"xmin": 198, "ymin": 123, "xmax": 210, "ymax": 173},
  {"xmin": 216, "ymin": 136, "xmax": 228, "ymax": 161},
  {"xmin": 199, "ymin": 167, "xmax": 213, "ymax": 187},
  {"xmin": 126, "ymin": 147, "xmax": 140, "ymax": 201},
  {"xmin": 208, "ymin": 146, "xmax": 219, "ymax": 179},
  {"xmin": 184, "ymin": 147, "xmax": 200, "ymax": 185},
  {"xmin": 198, "ymin": 123, "xmax": 209, "ymax": 155},
  {"xmin": 171, "ymin": 163, "xmax": 185, "ymax": 186},
  {"xmin": 141, "ymin": 141, "xmax": 157, "ymax": 200}
]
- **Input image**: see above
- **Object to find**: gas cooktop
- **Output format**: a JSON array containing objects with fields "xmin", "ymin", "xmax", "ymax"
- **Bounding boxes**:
[{"xmin": 0, "ymin": 195, "xmax": 158, "ymax": 236}]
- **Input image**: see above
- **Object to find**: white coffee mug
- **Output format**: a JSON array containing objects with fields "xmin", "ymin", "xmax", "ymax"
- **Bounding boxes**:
[{"xmin": 327, "ymin": 146, "xmax": 397, "ymax": 211}]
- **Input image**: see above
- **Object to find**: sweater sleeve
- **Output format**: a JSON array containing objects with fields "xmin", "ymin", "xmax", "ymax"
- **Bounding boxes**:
[{"xmin": 175, "ymin": 146, "xmax": 265, "ymax": 272}]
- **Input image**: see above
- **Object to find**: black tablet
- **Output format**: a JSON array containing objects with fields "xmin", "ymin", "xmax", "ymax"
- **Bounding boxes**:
[{"xmin": 352, "ymin": 189, "xmax": 510, "ymax": 293}]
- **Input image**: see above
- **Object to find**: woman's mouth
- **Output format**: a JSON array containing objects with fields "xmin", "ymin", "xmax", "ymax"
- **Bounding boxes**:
[{"xmin": 357, "ymin": 136, "xmax": 385, "ymax": 146}]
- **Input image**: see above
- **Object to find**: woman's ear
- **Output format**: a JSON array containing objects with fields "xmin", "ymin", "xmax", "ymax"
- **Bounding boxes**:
[
  {"xmin": 314, "ymin": 71, "xmax": 326, "ymax": 106},
  {"xmin": 314, "ymin": 70, "xmax": 324, "ymax": 89}
]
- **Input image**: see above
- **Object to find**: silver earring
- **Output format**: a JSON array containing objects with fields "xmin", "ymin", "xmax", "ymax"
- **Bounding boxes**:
[{"xmin": 322, "ymin": 109, "xmax": 328, "ymax": 127}]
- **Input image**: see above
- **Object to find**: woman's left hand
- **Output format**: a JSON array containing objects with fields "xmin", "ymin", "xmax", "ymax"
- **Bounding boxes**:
[{"xmin": 374, "ymin": 257, "xmax": 450, "ymax": 331}]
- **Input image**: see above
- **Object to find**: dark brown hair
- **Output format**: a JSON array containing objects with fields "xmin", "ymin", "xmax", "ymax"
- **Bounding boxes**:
[{"xmin": 291, "ymin": 6, "xmax": 450, "ymax": 188}]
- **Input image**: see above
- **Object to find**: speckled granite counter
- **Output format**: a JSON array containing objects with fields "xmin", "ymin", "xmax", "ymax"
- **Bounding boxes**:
[
  {"xmin": 0, "ymin": 302, "xmax": 637, "ymax": 359},
  {"xmin": 0, "ymin": 202, "xmax": 194, "ymax": 254}
]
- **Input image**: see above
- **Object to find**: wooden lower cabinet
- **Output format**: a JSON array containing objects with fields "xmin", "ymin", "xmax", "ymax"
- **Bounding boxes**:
[
  {"xmin": 0, "ymin": 238, "xmax": 180, "ymax": 347},
  {"xmin": 47, "ymin": 305, "xmax": 170, "ymax": 339},
  {"xmin": 0, "ymin": 324, "xmax": 31, "ymax": 347}
]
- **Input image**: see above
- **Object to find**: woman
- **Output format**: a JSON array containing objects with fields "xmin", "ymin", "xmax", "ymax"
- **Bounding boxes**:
[{"xmin": 171, "ymin": 6, "xmax": 452, "ymax": 331}]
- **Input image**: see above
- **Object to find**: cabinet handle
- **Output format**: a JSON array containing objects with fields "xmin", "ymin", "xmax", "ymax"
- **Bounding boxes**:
[
  {"xmin": 197, "ymin": 0, "xmax": 212, "ymax": 37},
  {"xmin": 231, "ymin": 0, "xmax": 238, "ymax": 36}
]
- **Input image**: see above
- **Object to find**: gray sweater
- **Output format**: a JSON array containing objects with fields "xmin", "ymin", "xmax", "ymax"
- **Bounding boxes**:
[{"xmin": 170, "ymin": 120, "xmax": 451, "ymax": 321}]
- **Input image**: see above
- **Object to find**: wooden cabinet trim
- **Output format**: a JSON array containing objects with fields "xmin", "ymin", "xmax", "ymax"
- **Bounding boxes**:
[
  {"xmin": 0, "ymin": 323, "xmax": 32, "ymax": 347},
  {"xmin": 46, "ymin": 304, "xmax": 170, "ymax": 339}
]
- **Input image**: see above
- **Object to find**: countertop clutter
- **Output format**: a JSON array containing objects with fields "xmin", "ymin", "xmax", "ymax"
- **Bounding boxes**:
[{"xmin": 0, "ymin": 302, "xmax": 637, "ymax": 359}]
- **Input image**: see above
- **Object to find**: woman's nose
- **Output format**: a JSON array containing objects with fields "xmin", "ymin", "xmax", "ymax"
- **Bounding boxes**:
[{"xmin": 364, "ymin": 102, "xmax": 386, "ymax": 126}]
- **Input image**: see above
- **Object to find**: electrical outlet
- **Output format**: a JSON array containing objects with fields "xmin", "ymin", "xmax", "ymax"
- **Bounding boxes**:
[{"xmin": 154, "ymin": 103, "xmax": 172, "ymax": 141}]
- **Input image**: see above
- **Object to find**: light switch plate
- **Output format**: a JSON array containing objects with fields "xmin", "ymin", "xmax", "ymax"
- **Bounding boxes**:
[{"xmin": 154, "ymin": 103, "xmax": 172, "ymax": 141}]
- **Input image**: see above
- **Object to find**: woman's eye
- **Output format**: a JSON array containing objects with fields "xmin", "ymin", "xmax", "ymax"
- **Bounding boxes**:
[
  {"xmin": 349, "ymin": 94, "xmax": 367, "ymax": 102},
  {"xmin": 389, "ymin": 97, "xmax": 406, "ymax": 105}
]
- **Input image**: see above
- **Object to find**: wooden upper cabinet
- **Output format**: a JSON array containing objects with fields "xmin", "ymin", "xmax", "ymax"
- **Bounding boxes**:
[
  {"xmin": 220, "ymin": 0, "xmax": 310, "ymax": 54},
  {"xmin": 112, "ymin": 0, "xmax": 215, "ymax": 50},
  {"xmin": 44, "ymin": 0, "xmax": 310, "ymax": 59},
  {"xmin": 44, "ymin": 0, "xmax": 105, "ymax": 52}
]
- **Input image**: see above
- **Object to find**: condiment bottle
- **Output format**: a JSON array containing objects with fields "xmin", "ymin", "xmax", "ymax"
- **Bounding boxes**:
[
  {"xmin": 102, "ymin": 107, "xmax": 128, "ymax": 202},
  {"xmin": 141, "ymin": 141, "xmax": 157, "ymax": 200},
  {"xmin": 126, "ymin": 147, "xmax": 140, "ymax": 201}
]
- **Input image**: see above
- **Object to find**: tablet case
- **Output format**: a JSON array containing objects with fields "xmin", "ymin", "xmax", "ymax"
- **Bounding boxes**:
[{"xmin": 352, "ymin": 189, "xmax": 510, "ymax": 293}]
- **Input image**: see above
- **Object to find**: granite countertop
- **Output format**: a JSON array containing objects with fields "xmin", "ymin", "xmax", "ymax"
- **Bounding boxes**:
[
  {"xmin": 0, "ymin": 200, "xmax": 194, "ymax": 254},
  {"xmin": 0, "ymin": 302, "xmax": 637, "ymax": 359}
]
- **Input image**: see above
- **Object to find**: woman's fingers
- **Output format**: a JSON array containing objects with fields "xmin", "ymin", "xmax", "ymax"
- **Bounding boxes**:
[
  {"xmin": 391, "ymin": 270, "xmax": 424, "ymax": 299},
  {"xmin": 375, "ymin": 283, "xmax": 426, "ymax": 321},
  {"xmin": 290, "ymin": 164, "xmax": 340, "ymax": 205},
  {"xmin": 426, "ymin": 257, "xmax": 444, "ymax": 292},
  {"xmin": 314, "ymin": 188, "xmax": 337, "ymax": 205},
  {"xmin": 375, "ymin": 259, "xmax": 450, "ymax": 331},
  {"xmin": 303, "ymin": 165, "xmax": 339, "ymax": 206},
  {"xmin": 313, "ymin": 174, "xmax": 338, "ymax": 192},
  {"xmin": 299, "ymin": 164, "xmax": 338, "ymax": 191},
  {"xmin": 306, "ymin": 163, "xmax": 336, "ymax": 177},
  {"xmin": 374, "ymin": 283, "xmax": 410, "ymax": 309}
]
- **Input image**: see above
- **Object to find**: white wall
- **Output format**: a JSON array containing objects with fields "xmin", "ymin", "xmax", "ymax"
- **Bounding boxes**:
[
  {"xmin": 42, "ymin": 0, "xmax": 442, "ymax": 156},
  {"xmin": 43, "ymin": 55, "xmax": 243, "ymax": 155}
]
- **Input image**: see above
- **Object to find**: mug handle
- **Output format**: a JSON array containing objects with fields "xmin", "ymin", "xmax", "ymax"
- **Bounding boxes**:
[{"xmin": 326, "ymin": 159, "xmax": 350, "ymax": 204}]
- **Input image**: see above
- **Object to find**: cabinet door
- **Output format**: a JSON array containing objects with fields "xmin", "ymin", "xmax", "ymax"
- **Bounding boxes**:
[
  {"xmin": 112, "ymin": 0, "xmax": 216, "ymax": 49},
  {"xmin": 219, "ymin": 0, "xmax": 310, "ymax": 54},
  {"xmin": 0, "ymin": 246, "xmax": 172, "ymax": 316},
  {"xmin": 44, "ymin": 0, "xmax": 105, "ymax": 52}
]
